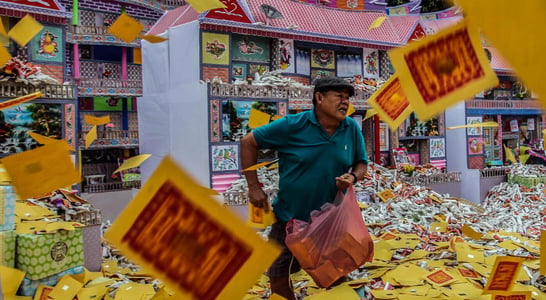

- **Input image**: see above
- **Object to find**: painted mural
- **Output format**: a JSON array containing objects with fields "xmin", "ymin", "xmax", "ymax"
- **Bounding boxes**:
[
  {"xmin": 278, "ymin": 39, "xmax": 295, "ymax": 73},
  {"xmin": 232, "ymin": 34, "xmax": 270, "ymax": 63},
  {"xmin": 0, "ymin": 103, "xmax": 62, "ymax": 155},
  {"xmin": 202, "ymin": 32, "xmax": 230, "ymax": 65},
  {"xmin": 32, "ymin": 25, "xmax": 64, "ymax": 63},
  {"xmin": 222, "ymin": 100, "xmax": 277, "ymax": 142},
  {"xmin": 311, "ymin": 49, "xmax": 335, "ymax": 69}
]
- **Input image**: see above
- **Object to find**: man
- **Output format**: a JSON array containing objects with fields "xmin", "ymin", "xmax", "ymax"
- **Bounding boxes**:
[{"xmin": 240, "ymin": 76, "xmax": 368, "ymax": 300}]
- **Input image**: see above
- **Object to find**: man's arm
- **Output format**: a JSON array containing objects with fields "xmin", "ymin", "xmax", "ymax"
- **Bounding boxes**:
[
  {"xmin": 240, "ymin": 132, "xmax": 269, "ymax": 211},
  {"xmin": 351, "ymin": 161, "xmax": 368, "ymax": 182},
  {"xmin": 335, "ymin": 161, "xmax": 368, "ymax": 190}
]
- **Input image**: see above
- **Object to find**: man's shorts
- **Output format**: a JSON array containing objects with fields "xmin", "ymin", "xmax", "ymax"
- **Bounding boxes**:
[{"xmin": 267, "ymin": 222, "xmax": 301, "ymax": 278}]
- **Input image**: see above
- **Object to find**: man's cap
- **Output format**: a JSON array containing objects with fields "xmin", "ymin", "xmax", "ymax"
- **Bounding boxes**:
[{"xmin": 313, "ymin": 76, "xmax": 355, "ymax": 97}]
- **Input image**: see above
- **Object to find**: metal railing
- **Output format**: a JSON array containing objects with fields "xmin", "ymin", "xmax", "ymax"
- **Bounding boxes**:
[
  {"xmin": 67, "ymin": 25, "xmax": 144, "ymax": 45},
  {"xmin": 79, "ymin": 130, "xmax": 139, "ymax": 140},
  {"xmin": 74, "ymin": 78, "xmax": 142, "ymax": 89},
  {"xmin": 116, "ymin": 0, "xmax": 185, "ymax": 11},
  {"xmin": 84, "ymin": 180, "xmax": 141, "ymax": 193},
  {"xmin": 0, "ymin": 82, "xmax": 75, "ymax": 99},
  {"xmin": 480, "ymin": 167, "xmax": 510, "ymax": 178},
  {"xmin": 209, "ymin": 83, "xmax": 373, "ymax": 109},
  {"xmin": 466, "ymin": 99, "xmax": 543, "ymax": 110},
  {"xmin": 399, "ymin": 172, "xmax": 462, "ymax": 185}
]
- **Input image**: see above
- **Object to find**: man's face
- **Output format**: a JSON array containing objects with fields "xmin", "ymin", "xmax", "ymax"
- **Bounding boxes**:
[{"xmin": 315, "ymin": 89, "xmax": 351, "ymax": 121}]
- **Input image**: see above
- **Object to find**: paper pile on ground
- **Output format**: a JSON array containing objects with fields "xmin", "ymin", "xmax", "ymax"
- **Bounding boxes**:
[{"xmin": 239, "ymin": 163, "xmax": 545, "ymax": 299}]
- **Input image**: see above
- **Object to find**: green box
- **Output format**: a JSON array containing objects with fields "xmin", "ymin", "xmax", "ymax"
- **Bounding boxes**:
[
  {"xmin": 16, "ymin": 229, "xmax": 84, "ymax": 280},
  {"xmin": 0, "ymin": 230, "xmax": 15, "ymax": 267}
]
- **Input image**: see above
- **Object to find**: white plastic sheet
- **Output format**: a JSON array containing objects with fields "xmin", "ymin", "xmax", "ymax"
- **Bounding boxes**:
[{"xmin": 139, "ymin": 20, "xmax": 210, "ymax": 187}]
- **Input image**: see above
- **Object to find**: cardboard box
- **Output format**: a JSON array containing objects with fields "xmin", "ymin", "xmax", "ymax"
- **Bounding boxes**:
[
  {"xmin": 83, "ymin": 225, "xmax": 102, "ymax": 272},
  {"xmin": 0, "ymin": 230, "xmax": 15, "ymax": 267},
  {"xmin": 16, "ymin": 228, "xmax": 84, "ymax": 280},
  {"xmin": 0, "ymin": 185, "xmax": 16, "ymax": 231},
  {"xmin": 17, "ymin": 265, "xmax": 84, "ymax": 296}
]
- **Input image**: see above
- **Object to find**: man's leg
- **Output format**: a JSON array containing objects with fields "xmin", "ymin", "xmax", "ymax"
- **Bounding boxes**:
[
  {"xmin": 267, "ymin": 223, "xmax": 300, "ymax": 300},
  {"xmin": 270, "ymin": 276, "xmax": 296, "ymax": 300}
]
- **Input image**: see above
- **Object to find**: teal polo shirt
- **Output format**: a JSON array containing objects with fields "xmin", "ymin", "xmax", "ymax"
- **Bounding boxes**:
[{"xmin": 253, "ymin": 109, "xmax": 368, "ymax": 223}]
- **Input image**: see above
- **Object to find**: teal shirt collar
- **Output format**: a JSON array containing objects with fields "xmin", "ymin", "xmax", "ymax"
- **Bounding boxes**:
[{"xmin": 308, "ymin": 108, "xmax": 349, "ymax": 129}]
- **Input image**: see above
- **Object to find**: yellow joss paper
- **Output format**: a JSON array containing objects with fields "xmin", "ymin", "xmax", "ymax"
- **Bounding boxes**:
[
  {"xmin": 391, "ymin": 263, "xmax": 428, "ymax": 286},
  {"xmin": 107, "ymin": 13, "xmax": 144, "ymax": 43},
  {"xmin": 347, "ymin": 102, "xmax": 356, "ymax": 116},
  {"xmin": 139, "ymin": 34, "xmax": 168, "ymax": 43},
  {"xmin": 48, "ymin": 275, "xmax": 83, "ymax": 300},
  {"xmin": 243, "ymin": 159, "xmax": 279, "ymax": 172},
  {"xmin": 29, "ymin": 131, "xmax": 74, "ymax": 151},
  {"xmin": 503, "ymin": 144, "xmax": 517, "ymax": 164},
  {"xmin": 455, "ymin": 243, "xmax": 484, "ymax": 264},
  {"xmin": 76, "ymin": 285, "xmax": 108, "ymax": 300},
  {"xmin": 0, "ymin": 18, "xmax": 7, "ymax": 36},
  {"xmin": 114, "ymin": 283, "xmax": 155, "ymax": 299},
  {"xmin": 429, "ymin": 221, "xmax": 448, "ymax": 233},
  {"xmin": 396, "ymin": 285, "xmax": 430, "ymax": 296},
  {"xmin": 542, "ymin": 230, "xmax": 546, "ymax": 275},
  {"xmin": 34, "ymin": 285, "xmax": 53, "ymax": 300},
  {"xmin": 490, "ymin": 291, "xmax": 531, "ymax": 300},
  {"xmin": 113, "ymin": 154, "xmax": 151, "ymax": 174},
  {"xmin": 378, "ymin": 189, "xmax": 396, "ymax": 202},
  {"xmin": 364, "ymin": 108, "xmax": 377, "ymax": 120},
  {"xmin": 247, "ymin": 202, "xmax": 276, "ymax": 229},
  {"xmin": 367, "ymin": 75, "xmax": 412, "ymax": 130},
  {"xmin": 483, "ymin": 256, "xmax": 524, "ymax": 294},
  {"xmin": 84, "ymin": 114, "xmax": 110, "ymax": 126},
  {"xmin": 0, "ymin": 266, "xmax": 25, "ymax": 296},
  {"xmin": 186, "ymin": 0, "xmax": 226, "ymax": 13},
  {"xmin": 388, "ymin": 20, "xmax": 498, "ymax": 121},
  {"xmin": 0, "ymin": 45, "xmax": 10, "ymax": 68},
  {"xmin": 447, "ymin": 121, "xmax": 499, "ymax": 130},
  {"xmin": 368, "ymin": 16, "xmax": 386, "ymax": 31},
  {"xmin": 248, "ymin": 109, "xmax": 271, "ymax": 129},
  {"xmin": 71, "ymin": 267, "xmax": 102, "ymax": 285},
  {"xmin": 456, "ymin": 0, "xmax": 546, "ymax": 109},
  {"xmin": 370, "ymin": 289, "xmax": 398, "ymax": 299},
  {"xmin": 8, "ymin": 14, "xmax": 43, "ymax": 47},
  {"xmin": 372, "ymin": 240, "xmax": 394, "ymax": 262},
  {"xmin": 271, "ymin": 115, "xmax": 283, "ymax": 121},
  {"xmin": 104, "ymin": 156, "xmax": 280, "ymax": 300},
  {"xmin": 85, "ymin": 125, "xmax": 97, "ymax": 148},
  {"xmin": 0, "ymin": 92, "xmax": 42, "ymax": 110},
  {"xmin": 424, "ymin": 269, "xmax": 456, "ymax": 286},
  {"xmin": 305, "ymin": 284, "xmax": 359, "ymax": 299},
  {"xmin": 2, "ymin": 140, "xmax": 80, "ymax": 199},
  {"xmin": 461, "ymin": 224, "xmax": 483, "ymax": 240}
]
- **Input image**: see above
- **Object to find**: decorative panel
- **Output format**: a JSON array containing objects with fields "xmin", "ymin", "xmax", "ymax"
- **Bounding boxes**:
[
  {"xmin": 128, "ymin": 111, "xmax": 138, "ymax": 130},
  {"xmin": 468, "ymin": 155, "xmax": 484, "ymax": 169},
  {"xmin": 127, "ymin": 64, "xmax": 141, "ymax": 81},
  {"xmin": 379, "ymin": 50, "xmax": 392, "ymax": 81},
  {"xmin": 64, "ymin": 104, "xmax": 75, "ymax": 150},
  {"xmin": 210, "ymin": 100, "xmax": 220, "ymax": 142},
  {"xmin": 80, "ymin": 10, "xmax": 95, "ymax": 26}
]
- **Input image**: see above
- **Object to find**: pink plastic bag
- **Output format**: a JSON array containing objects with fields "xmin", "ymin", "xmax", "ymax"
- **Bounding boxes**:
[{"xmin": 285, "ymin": 185, "xmax": 374, "ymax": 288}]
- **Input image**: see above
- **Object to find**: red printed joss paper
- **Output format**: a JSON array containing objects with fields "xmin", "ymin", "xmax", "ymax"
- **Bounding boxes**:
[
  {"xmin": 367, "ymin": 74, "xmax": 412, "ymax": 130},
  {"xmin": 104, "ymin": 156, "xmax": 280, "ymax": 300},
  {"xmin": 388, "ymin": 20, "xmax": 498, "ymax": 121}
]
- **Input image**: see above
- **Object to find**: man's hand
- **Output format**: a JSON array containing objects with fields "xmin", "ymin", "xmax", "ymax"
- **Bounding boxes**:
[
  {"xmin": 248, "ymin": 185, "xmax": 270, "ymax": 212},
  {"xmin": 335, "ymin": 172, "xmax": 354, "ymax": 190}
]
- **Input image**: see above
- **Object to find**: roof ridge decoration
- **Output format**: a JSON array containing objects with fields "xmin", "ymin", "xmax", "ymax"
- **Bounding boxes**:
[
  {"xmin": 0, "ymin": 0, "xmax": 71, "ymax": 18},
  {"xmin": 283, "ymin": 0, "xmax": 389, "ymax": 12},
  {"xmin": 420, "ymin": 6, "xmax": 460, "ymax": 21},
  {"xmin": 385, "ymin": 0, "xmax": 422, "ymax": 15},
  {"xmin": 202, "ymin": 0, "xmax": 253, "ymax": 24}
]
